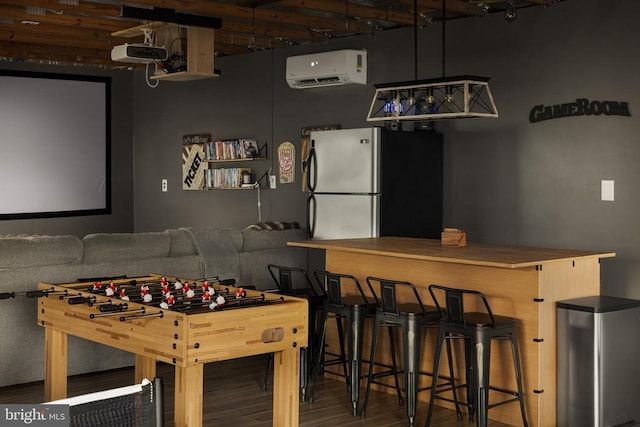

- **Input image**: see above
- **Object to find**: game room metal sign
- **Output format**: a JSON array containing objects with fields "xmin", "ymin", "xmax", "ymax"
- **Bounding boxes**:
[{"xmin": 529, "ymin": 98, "xmax": 631, "ymax": 123}]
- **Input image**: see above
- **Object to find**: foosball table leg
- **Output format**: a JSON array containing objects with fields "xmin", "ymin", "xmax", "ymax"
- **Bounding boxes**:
[
  {"xmin": 44, "ymin": 328, "xmax": 68, "ymax": 401},
  {"xmin": 273, "ymin": 347, "xmax": 301, "ymax": 427},
  {"xmin": 134, "ymin": 354, "xmax": 157, "ymax": 384},
  {"xmin": 174, "ymin": 363, "xmax": 204, "ymax": 427}
]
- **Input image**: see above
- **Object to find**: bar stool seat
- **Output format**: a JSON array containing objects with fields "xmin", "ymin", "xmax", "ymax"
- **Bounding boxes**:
[
  {"xmin": 362, "ymin": 277, "xmax": 460, "ymax": 427},
  {"xmin": 425, "ymin": 284, "xmax": 528, "ymax": 427},
  {"xmin": 310, "ymin": 270, "xmax": 376, "ymax": 416},
  {"xmin": 262, "ymin": 264, "xmax": 325, "ymax": 401}
]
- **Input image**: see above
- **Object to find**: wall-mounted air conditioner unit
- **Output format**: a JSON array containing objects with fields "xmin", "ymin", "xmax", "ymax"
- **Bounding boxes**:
[{"xmin": 286, "ymin": 49, "xmax": 367, "ymax": 89}]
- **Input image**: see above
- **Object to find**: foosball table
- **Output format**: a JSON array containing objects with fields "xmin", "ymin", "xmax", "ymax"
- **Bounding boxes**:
[{"xmin": 36, "ymin": 274, "xmax": 309, "ymax": 427}]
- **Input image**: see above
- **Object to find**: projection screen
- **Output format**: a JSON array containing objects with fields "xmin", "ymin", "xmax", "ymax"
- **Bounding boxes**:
[{"xmin": 0, "ymin": 70, "xmax": 111, "ymax": 219}]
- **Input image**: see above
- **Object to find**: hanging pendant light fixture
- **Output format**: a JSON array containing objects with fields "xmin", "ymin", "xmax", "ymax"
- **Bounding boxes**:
[
  {"xmin": 367, "ymin": 75, "xmax": 498, "ymax": 121},
  {"xmin": 367, "ymin": 0, "xmax": 498, "ymax": 122}
]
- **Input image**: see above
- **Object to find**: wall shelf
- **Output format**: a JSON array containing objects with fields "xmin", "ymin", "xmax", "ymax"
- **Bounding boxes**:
[
  {"xmin": 205, "ymin": 141, "xmax": 267, "ymax": 162},
  {"xmin": 183, "ymin": 138, "xmax": 269, "ymax": 191},
  {"xmin": 206, "ymin": 186, "xmax": 266, "ymax": 190},
  {"xmin": 207, "ymin": 157, "xmax": 267, "ymax": 163}
]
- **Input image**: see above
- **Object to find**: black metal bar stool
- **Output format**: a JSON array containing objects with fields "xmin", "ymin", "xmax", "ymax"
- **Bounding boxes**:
[
  {"xmin": 425, "ymin": 285, "xmax": 528, "ymax": 427},
  {"xmin": 262, "ymin": 264, "xmax": 325, "ymax": 401},
  {"xmin": 361, "ymin": 277, "xmax": 460, "ymax": 426},
  {"xmin": 310, "ymin": 270, "xmax": 376, "ymax": 416}
]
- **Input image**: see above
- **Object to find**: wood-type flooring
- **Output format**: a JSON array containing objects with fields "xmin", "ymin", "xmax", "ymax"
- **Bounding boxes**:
[{"xmin": 0, "ymin": 355, "xmax": 514, "ymax": 426}]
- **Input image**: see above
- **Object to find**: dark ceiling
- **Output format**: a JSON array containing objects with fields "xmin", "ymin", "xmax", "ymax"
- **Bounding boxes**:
[{"xmin": 0, "ymin": 0, "xmax": 557, "ymax": 68}]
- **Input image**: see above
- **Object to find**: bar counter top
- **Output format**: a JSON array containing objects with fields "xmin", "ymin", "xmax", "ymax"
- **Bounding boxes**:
[{"xmin": 288, "ymin": 236, "xmax": 616, "ymax": 269}]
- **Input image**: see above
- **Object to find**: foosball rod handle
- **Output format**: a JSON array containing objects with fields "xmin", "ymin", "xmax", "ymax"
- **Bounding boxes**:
[
  {"xmin": 99, "ymin": 303, "xmax": 128, "ymax": 312},
  {"xmin": 0, "ymin": 290, "xmax": 51, "ymax": 299}
]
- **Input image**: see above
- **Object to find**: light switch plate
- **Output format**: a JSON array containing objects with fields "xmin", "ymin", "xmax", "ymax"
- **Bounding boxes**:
[
  {"xmin": 269, "ymin": 175, "xmax": 277, "ymax": 189},
  {"xmin": 162, "ymin": 179, "xmax": 168, "ymax": 192},
  {"xmin": 601, "ymin": 180, "xmax": 614, "ymax": 201}
]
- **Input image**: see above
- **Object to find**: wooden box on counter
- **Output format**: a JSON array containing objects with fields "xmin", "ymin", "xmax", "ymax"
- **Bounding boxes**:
[{"xmin": 441, "ymin": 228, "xmax": 467, "ymax": 247}]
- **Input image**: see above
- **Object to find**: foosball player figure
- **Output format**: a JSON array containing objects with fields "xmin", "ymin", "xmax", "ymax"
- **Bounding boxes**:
[
  {"xmin": 202, "ymin": 280, "xmax": 210, "ymax": 294},
  {"xmin": 140, "ymin": 285, "xmax": 153, "ymax": 303},
  {"xmin": 161, "ymin": 282, "xmax": 171, "ymax": 297},
  {"xmin": 206, "ymin": 283, "xmax": 216, "ymax": 297},
  {"xmin": 160, "ymin": 276, "xmax": 169, "ymax": 287},
  {"xmin": 92, "ymin": 281, "xmax": 102, "ymax": 292},
  {"xmin": 209, "ymin": 294, "xmax": 226, "ymax": 310},
  {"xmin": 174, "ymin": 278, "xmax": 183, "ymax": 290},
  {"xmin": 160, "ymin": 294, "xmax": 175, "ymax": 310},
  {"xmin": 119, "ymin": 288, "xmax": 130, "ymax": 301},
  {"xmin": 235, "ymin": 288, "xmax": 246, "ymax": 299},
  {"xmin": 183, "ymin": 282, "xmax": 195, "ymax": 299},
  {"xmin": 105, "ymin": 281, "xmax": 117, "ymax": 297},
  {"xmin": 202, "ymin": 291, "xmax": 211, "ymax": 302}
]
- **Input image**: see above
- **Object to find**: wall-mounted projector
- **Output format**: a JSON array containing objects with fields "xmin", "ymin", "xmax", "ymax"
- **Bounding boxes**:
[{"xmin": 111, "ymin": 43, "xmax": 168, "ymax": 64}]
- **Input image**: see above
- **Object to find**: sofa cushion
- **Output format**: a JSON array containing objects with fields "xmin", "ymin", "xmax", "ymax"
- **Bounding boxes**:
[
  {"xmin": 184, "ymin": 227, "xmax": 242, "ymax": 280},
  {"xmin": 0, "ymin": 234, "xmax": 83, "ymax": 268},
  {"xmin": 82, "ymin": 232, "xmax": 170, "ymax": 264},
  {"xmin": 164, "ymin": 228, "xmax": 197, "ymax": 256}
]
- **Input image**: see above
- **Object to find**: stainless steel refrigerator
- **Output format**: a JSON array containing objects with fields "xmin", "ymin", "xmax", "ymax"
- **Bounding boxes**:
[{"xmin": 306, "ymin": 127, "xmax": 442, "ymax": 240}]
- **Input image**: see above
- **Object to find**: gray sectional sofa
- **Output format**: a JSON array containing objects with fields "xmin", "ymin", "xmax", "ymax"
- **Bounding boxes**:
[{"xmin": 0, "ymin": 226, "xmax": 307, "ymax": 388}]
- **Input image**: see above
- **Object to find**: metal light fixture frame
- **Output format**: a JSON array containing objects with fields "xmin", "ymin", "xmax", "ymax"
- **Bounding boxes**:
[
  {"xmin": 367, "ymin": 75, "xmax": 498, "ymax": 121},
  {"xmin": 367, "ymin": 0, "xmax": 499, "ymax": 122}
]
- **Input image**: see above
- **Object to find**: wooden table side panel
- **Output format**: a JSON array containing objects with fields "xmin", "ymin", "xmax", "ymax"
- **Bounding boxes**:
[
  {"xmin": 186, "ymin": 300, "xmax": 309, "ymax": 363},
  {"xmin": 37, "ymin": 286, "xmax": 187, "ymax": 366},
  {"xmin": 326, "ymin": 250, "xmax": 541, "ymax": 427},
  {"xmin": 537, "ymin": 258, "xmax": 601, "ymax": 427}
]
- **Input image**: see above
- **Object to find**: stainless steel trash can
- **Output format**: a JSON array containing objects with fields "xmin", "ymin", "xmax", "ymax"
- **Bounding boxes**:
[{"xmin": 557, "ymin": 295, "xmax": 640, "ymax": 427}]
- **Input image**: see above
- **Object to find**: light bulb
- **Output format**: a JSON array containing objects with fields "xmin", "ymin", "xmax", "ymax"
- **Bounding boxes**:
[
  {"xmin": 426, "ymin": 88, "xmax": 435, "ymax": 105},
  {"xmin": 445, "ymin": 86, "xmax": 454, "ymax": 103}
]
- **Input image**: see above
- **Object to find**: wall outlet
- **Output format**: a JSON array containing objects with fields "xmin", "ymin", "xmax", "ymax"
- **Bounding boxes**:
[
  {"xmin": 162, "ymin": 179, "xmax": 168, "ymax": 192},
  {"xmin": 269, "ymin": 175, "xmax": 277, "ymax": 189}
]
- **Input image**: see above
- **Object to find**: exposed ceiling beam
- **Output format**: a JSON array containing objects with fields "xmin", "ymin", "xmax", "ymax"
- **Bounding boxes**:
[{"xmin": 0, "ymin": 0, "xmax": 557, "ymax": 68}]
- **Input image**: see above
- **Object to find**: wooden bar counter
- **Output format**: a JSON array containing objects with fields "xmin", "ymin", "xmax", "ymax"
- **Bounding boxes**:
[{"xmin": 288, "ymin": 237, "xmax": 615, "ymax": 427}]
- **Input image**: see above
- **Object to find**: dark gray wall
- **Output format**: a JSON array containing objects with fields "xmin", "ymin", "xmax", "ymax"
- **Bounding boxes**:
[
  {"xmin": 132, "ymin": 0, "xmax": 640, "ymax": 298},
  {"xmin": 440, "ymin": 0, "xmax": 640, "ymax": 299},
  {"xmin": 1, "ymin": 0, "xmax": 638, "ymax": 298},
  {"xmin": 0, "ymin": 63, "xmax": 135, "ymax": 236}
]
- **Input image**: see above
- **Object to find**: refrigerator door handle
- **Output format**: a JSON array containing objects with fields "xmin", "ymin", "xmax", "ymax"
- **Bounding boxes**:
[
  {"xmin": 307, "ymin": 142, "xmax": 317, "ymax": 193},
  {"xmin": 306, "ymin": 193, "xmax": 316, "ymax": 239}
]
